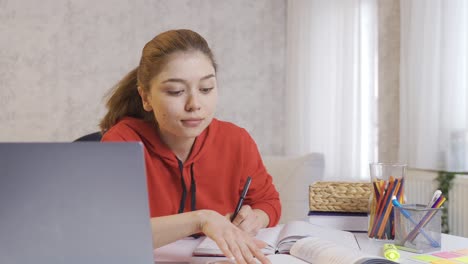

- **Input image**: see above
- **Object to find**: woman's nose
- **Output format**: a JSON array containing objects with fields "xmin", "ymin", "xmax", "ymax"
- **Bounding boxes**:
[{"xmin": 185, "ymin": 93, "xmax": 201, "ymax": 112}]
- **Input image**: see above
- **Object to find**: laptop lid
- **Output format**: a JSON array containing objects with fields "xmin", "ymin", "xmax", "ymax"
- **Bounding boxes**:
[{"xmin": 0, "ymin": 142, "xmax": 154, "ymax": 264}]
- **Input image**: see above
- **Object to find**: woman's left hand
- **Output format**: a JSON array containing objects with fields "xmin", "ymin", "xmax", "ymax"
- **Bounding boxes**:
[{"xmin": 230, "ymin": 205, "xmax": 269, "ymax": 236}]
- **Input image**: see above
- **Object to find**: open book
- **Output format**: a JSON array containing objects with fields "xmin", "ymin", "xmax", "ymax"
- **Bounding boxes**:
[
  {"xmin": 193, "ymin": 221, "xmax": 396, "ymax": 264},
  {"xmin": 267, "ymin": 237, "xmax": 397, "ymax": 264}
]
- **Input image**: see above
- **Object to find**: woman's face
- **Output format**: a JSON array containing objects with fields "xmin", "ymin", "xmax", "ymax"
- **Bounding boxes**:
[{"xmin": 140, "ymin": 51, "xmax": 218, "ymax": 142}]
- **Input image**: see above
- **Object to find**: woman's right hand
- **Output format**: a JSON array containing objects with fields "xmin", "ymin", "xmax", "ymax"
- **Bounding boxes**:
[{"xmin": 196, "ymin": 210, "xmax": 271, "ymax": 264}]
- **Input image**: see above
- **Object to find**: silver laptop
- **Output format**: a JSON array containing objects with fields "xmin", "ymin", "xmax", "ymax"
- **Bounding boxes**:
[{"xmin": 0, "ymin": 142, "xmax": 154, "ymax": 264}]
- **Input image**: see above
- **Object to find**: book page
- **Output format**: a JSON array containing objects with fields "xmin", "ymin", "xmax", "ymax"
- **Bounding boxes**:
[
  {"xmin": 290, "ymin": 237, "xmax": 365, "ymax": 264},
  {"xmin": 192, "ymin": 237, "xmax": 225, "ymax": 257},
  {"xmin": 193, "ymin": 225, "xmax": 283, "ymax": 256},
  {"xmin": 290, "ymin": 237, "xmax": 395, "ymax": 264},
  {"xmin": 266, "ymin": 254, "xmax": 309, "ymax": 264},
  {"xmin": 254, "ymin": 225, "xmax": 283, "ymax": 254},
  {"xmin": 276, "ymin": 221, "xmax": 359, "ymax": 253}
]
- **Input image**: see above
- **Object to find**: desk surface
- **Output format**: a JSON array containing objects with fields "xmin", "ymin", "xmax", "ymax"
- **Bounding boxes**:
[
  {"xmin": 355, "ymin": 233, "xmax": 468, "ymax": 263},
  {"xmin": 154, "ymin": 233, "xmax": 468, "ymax": 264}
]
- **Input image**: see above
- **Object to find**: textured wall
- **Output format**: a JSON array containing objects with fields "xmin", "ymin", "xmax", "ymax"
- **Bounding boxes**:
[
  {"xmin": 378, "ymin": 0, "xmax": 400, "ymax": 162},
  {"xmin": 0, "ymin": 0, "xmax": 286, "ymax": 155}
]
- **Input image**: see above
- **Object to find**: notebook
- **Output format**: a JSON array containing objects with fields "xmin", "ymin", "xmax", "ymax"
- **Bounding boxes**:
[{"xmin": 0, "ymin": 142, "xmax": 154, "ymax": 264}]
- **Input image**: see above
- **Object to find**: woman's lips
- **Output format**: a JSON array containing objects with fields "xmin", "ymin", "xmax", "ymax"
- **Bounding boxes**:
[{"xmin": 181, "ymin": 118, "xmax": 204, "ymax": 127}]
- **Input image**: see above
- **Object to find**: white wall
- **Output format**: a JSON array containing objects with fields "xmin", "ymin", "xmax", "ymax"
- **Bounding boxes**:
[{"xmin": 0, "ymin": 0, "xmax": 286, "ymax": 155}]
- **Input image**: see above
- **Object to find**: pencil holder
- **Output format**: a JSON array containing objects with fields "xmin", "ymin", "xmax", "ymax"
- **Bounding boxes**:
[
  {"xmin": 367, "ymin": 163, "xmax": 406, "ymax": 240},
  {"xmin": 394, "ymin": 204, "xmax": 442, "ymax": 253}
]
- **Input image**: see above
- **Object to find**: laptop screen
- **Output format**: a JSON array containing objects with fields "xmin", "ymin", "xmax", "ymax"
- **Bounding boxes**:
[{"xmin": 0, "ymin": 142, "xmax": 154, "ymax": 264}]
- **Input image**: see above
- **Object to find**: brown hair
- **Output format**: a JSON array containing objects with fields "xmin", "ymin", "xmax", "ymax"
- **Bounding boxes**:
[{"xmin": 99, "ymin": 29, "xmax": 217, "ymax": 133}]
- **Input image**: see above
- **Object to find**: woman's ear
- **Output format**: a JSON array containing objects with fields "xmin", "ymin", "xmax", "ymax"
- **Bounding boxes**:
[{"xmin": 138, "ymin": 86, "xmax": 153, "ymax": 112}]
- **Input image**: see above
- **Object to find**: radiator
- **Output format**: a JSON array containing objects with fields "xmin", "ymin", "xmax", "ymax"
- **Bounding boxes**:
[
  {"xmin": 450, "ymin": 175, "xmax": 468, "ymax": 237},
  {"xmin": 406, "ymin": 170, "xmax": 468, "ymax": 237}
]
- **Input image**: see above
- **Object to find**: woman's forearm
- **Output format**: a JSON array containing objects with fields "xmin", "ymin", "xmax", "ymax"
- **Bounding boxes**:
[
  {"xmin": 150, "ymin": 210, "xmax": 207, "ymax": 248},
  {"xmin": 150, "ymin": 209, "xmax": 271, "ymax": 264}
]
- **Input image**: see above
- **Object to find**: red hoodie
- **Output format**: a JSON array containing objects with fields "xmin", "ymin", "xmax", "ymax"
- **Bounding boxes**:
[{"xmin": 102, "ymin": 117, "xmax": 281, "ymax": 227}]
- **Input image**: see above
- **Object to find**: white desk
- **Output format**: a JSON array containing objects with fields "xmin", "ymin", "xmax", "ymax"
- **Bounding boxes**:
[
  {"xmin": 154, "ymin": 233, "xmax": 468, "ymax": 264},
  {"xmin": 355, "ymin": 233, "xmax": 468, "ymax": 263}
]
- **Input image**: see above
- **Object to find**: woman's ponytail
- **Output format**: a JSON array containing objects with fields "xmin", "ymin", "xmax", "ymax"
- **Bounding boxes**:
[{"xmin": 99, "ymin": 67, "xmax": 152, "ymax": 133}]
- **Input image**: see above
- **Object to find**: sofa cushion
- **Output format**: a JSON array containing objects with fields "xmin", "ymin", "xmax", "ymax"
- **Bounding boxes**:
[{"xmin": 262, "ymin": 153, "xmax": 325, "ymax": 224}]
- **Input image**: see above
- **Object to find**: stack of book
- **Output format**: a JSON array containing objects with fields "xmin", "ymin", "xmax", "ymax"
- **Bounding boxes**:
[
  {"xmin": 308, "ymin": 181, "xmax": 371, "ymax": 232},
  {"xmin": 308, "ymin": 211, "xmax": 368, "ymax": 232}
]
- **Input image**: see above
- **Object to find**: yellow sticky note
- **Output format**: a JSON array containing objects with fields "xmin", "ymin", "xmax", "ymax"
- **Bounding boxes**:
[
  {"xmin": 412, "ymin": 255, "xmax": 443, "ymax": 262},
  {"xmin": 453, "ymin": 256, "xmax": 468, "ymax": 263},
  {"xmin": 431, "ymin": 259, "xmax": 459, "ymax": 264}
]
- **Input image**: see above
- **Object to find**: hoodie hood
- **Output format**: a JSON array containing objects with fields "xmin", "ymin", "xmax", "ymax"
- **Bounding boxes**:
[{"xmin": 118, "ymin": 117, "xmax": 218, "ymax": 168}]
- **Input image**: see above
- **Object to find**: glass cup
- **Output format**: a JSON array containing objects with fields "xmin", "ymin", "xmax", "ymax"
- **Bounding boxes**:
[
  {"xmin": 367, "ymin": 163, "xmax": 406, "ymax": 240},
  {"xmin": 394, "ymin": 204, "xmax": 442, "ymax": 253}
]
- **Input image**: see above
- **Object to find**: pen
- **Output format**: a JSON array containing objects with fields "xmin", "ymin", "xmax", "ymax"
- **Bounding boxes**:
[
  {"xmin": 427, "ymin": 190, "xmax": 442, "ymax": 208},
  {"xmin": 231, "ymin": 176, "xmax": 252, "ymax": 222},
  {"xmin": 391, "ymin": 196, "xmax": 440, "ymax": 247}
]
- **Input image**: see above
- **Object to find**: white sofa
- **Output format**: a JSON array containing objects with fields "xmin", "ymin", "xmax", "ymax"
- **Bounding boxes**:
[{"xmin": 262, "ymin": 153, "xmax": 325, "ymax": 224}]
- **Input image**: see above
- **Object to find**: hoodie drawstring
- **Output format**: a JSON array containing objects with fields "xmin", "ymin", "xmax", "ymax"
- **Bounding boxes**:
[
  {"xmin": 190, "ymin": 164, "xmax": 196, "ymax": 211},
  {"xmin": 177, "ymin": 159, "xmax": 196, "ymax": 213}
]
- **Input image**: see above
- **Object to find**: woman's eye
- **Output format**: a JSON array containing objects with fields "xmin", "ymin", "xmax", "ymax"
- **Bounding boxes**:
[
  {"xmin": 200, "ymin": 87, "xmax": 214, "ymax": 94},
  {"xmin": 167, "ymin": 90, "xmax": 184, "ymax": 96}
]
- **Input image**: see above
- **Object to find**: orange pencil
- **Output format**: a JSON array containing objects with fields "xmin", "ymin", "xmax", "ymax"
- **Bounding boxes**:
[
  {"xmin": 370, "ymin": 177, "xmax": 395, "ymax": 237},
  {"xmin": 370, "ymin": 180, "xmax": 390, "ymax": 237},
  {"xmin": 369, "ymin": 184, "xmax": 384, "ymax": 236},
  {"xmin": 368, "ymin": 181, "xmax": 381, "ymax": 235}
]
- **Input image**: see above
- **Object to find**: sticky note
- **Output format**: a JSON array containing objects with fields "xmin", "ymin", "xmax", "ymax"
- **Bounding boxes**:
[
  {"xmin": 431, "ymin": 260, "xmax": 459, "ymax": 264},
  {"xmin": 432, "ymin": 252, "xmax": 463, "ymax": 258},
  {"xmin": 453, "ymin": 256, "xmax": 468, "ymax": 263},
  {"xmin": 412, "ymin": 254, "xmax": 443, "ymax": 262}
]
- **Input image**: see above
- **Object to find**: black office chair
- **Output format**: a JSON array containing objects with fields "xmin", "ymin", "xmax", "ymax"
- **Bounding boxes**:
[{"xmin": 74, "ymin": 132, "xmax": 102, "ymax": 142}]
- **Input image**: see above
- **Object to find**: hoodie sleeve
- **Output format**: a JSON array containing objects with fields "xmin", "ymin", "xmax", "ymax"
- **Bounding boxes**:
[{"xmin": 240, "ymin": 129, "xmax": 282, "ymax": 227}]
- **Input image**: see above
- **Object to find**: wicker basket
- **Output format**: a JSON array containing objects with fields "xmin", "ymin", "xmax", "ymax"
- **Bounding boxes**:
[{"xmin": 309, "ymin": 181, "xmax": 371, "ymax": 213}]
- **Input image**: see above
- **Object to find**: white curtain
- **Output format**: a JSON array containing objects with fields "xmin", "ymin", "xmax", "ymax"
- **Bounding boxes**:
[
  {"xmin": 400, "ymin": 0, "xmax": 468, "ymax": 172},
  {"xmin": 285, "ymin": 0, "xmax": 378, "ymax": 180}
]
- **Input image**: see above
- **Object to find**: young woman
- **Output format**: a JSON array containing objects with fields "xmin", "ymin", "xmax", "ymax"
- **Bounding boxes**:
[{"xmin": 100, "ymin": 29, "xmax": 281, "ymax": 264}]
